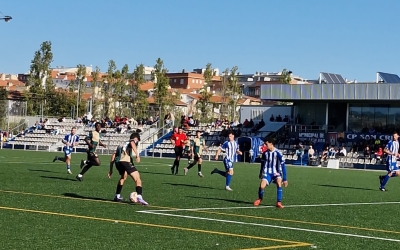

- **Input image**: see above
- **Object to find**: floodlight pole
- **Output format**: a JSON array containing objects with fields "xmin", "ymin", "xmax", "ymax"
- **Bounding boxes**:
[{"xmin": 76, "ymin": 82, "xmax": 80, "ymax": 119}]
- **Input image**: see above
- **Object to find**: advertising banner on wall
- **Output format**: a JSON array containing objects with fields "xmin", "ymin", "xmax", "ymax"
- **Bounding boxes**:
[
  {"xmin": 292, "ymin": 132, "xmax": 326, "ymax": 143},
  {"xmin": 328, "ymin": 132, "xmax": 338, "ymax": 145},
  {"xmin": 344, "ymin": 133, "xmax": 392, "ymax": 142}
]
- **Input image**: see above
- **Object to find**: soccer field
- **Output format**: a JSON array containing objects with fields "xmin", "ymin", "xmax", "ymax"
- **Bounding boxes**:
[{"xmin": 0, "ymin": 150, "xmax": 399, "ymax": 250}]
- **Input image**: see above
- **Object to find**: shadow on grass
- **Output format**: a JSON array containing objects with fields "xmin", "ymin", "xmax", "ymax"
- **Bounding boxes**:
[
  {"xmin": 62, "ymin": 192, "xmax": 130, "ymax": 204},
  {"xmin": 315, "ymin": 184, "xmax": 377, "ymax": 191},
  {"xmin": 29, "ymin": 169, "xmax": 58, "ymax": 173},
  {"xmin": 163, "ymin": 182, "xmax": 217, "ymax": 190},
  {"xmin": 186, "ymin": 195, "xmax": 253, "ymax": 205},
  {"xmin": 140, "ymin": 171, "xmax": 182, "ymax": 176},
  {"xmin": 40, "ymin": 176, "xmax": 77, "ymax": 182}
]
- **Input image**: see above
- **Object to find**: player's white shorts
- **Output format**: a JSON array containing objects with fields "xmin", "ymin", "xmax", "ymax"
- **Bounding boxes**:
[
  {"xmin": 223, "ymin": 158, "xmax": 233, "ymax": 170},
  {"xmin": 386, "ymin": 162, "xmax": 399, "ymax": 173},
  {"xmin": 262, "ymin": 173, "xmax": 281, "ymax": 185},
  {"xmin": 63, "ymin": 147, "xmax": 72, "ymax": 157}
]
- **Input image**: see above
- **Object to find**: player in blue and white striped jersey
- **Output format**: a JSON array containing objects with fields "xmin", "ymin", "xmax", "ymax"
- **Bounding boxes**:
[
  {"xmin": 53, "ymin": 127, "xmax": 80, "ymax": 174},
  {"xmin": 379, "ymin": 132, "xmax": 399, "ymax": 191},
  {"xmin": 254, "ymin": 137, "xmax": 287, "ymax": 208},
  {"xmin": 212, "ymin": 131, "xmax": 242, "ymax": 191}
]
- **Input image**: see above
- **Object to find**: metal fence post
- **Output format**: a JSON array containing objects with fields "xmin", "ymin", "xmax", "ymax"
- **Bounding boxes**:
[
  {"xmin": 152, "ymin": 134, "xmax": 155, "ymax": 158},
  {"xmin": 108, "ymin": 134, "xmax": 111, "ymax": 155}
]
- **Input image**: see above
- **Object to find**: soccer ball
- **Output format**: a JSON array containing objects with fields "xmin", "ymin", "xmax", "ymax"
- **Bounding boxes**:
[{"xmin": 129, "ymin": 192, "xmax": 138, "ymax": 203}]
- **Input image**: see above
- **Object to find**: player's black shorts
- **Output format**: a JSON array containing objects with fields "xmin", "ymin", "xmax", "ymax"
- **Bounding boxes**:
[
  {"xmin": 194, "ymin": 154, "xmax": 202, "ymax": 160},
  {"xmin": 174, "ymin": 146, "xmax": 184, "ymax": 157},
  {"xmin": 116, "ymin": 162, "xmax": 138, "ymax": 175},
  {"xmin": 87, "ymin": 151, "xmax": 98, "ymax": 161},
  {"xmin": 183, "ymin": 148, "xmax": 190, "ymax": 155}
]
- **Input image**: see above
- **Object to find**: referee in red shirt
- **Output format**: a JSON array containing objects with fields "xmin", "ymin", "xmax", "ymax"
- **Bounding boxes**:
[{"xmin": 170, "ymin": 127, "xmax": 187, "ymax": 175}]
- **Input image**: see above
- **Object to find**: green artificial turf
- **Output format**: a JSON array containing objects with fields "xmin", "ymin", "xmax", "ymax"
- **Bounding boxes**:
[{"xmin": 0, "ymin": 150, "xmax": 399, "ymax": 250}]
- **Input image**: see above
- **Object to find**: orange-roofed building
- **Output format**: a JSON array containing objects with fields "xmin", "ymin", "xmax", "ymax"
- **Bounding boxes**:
[
  {"xmin": 166, "ymin": 70, "xmax": 221, "ymax": 90},
  {"xmin": 139, "ymin": 81, "xmax": 155, "ymax": 91},
  {"xmin": 146, "ymin": 96, "xmax": 188, "ymax": 115},
  {"xmin": 0, "ymin": 79, "xmax": 25, "ymax": 88}
]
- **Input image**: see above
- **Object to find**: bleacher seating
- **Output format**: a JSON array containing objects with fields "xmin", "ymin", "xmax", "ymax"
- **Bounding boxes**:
[
  {"xmin": 6, "ymin": 118, "xmax": 154, "ymax": 153},
  {"xmin": 146, "ymin": 124, "xmax": 224, "ymax": 159},
  {"xmin": 76, "ymin": 125, "xmax": 154, "ymax": 154},
  {"xmin": 272, "ymin": 141, "xmax": 389, "ymax": 169},
  {"xmin": 3, "ymin": 116, "xmax": 392, "ymax": 171},
  {"xmin": 7, "ymin": 118, "xmax": 78, "ymax": 151}
]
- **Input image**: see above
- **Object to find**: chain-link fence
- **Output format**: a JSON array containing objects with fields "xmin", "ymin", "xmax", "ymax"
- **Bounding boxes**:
[{"xmin": 0, "ymin": 100, "xmax": 28, "ymax": 132}]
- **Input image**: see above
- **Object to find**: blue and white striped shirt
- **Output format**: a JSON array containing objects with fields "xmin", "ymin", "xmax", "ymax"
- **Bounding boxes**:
[
  {"xmin": 261, "ymin": 148, "xmax": 287, "ymax": 180},
  {"xmin": 220, "ymin": 140, "xmax": 239, "ymax": 162},
  {"xmin": 385, "ymin": 140, "xmax": 399, "ymax": 164},
  {"xmin": 63, "ymin": 133, "xmax": 80, "ymax": 150}
]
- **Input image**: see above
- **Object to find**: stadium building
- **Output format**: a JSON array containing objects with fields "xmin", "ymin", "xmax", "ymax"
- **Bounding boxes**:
[{"xmin": 260, "ymin": 72, "xmax": 400, "ymax": 143}]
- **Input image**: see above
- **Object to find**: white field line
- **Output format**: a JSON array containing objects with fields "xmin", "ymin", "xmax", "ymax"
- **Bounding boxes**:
[
  {"xmin": 1, "ymin": 161, "xmax": 166, "ymax": 166},
  {"xmin": 145, "ymin": 201, "xmax": 400, "ymax": 212},
  {"xmin": 286, "ymin": 164, "xmax": 386, "ymax": 173},
  {"xmin": 138, "ymin": 210, "xmax": 400, "ymax": 243},
  {"xmin": 2, "ymin": 162, "xmax": 60, "ymax": 165}
]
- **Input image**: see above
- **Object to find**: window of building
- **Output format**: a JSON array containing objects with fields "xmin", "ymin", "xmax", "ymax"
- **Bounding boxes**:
[
  {"xmin": 296, "ymin": 102, "xmax": 327, "ymax": 126},
  {"xmin": 348, "ymin": 104, "xmax": 400, "ymax": 133},
  {"xmin": 174, "ymin": 79, "xmax": 176, "ymax": 83},
  {"xmin": 180, "ymin": 79, "xmax": 184, "ymax": 85}
]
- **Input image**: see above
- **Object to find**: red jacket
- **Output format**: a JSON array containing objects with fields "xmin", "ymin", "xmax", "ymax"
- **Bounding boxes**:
[{"xmin": 171, "ymin": 133, "xmax": 187, "ymax": 147}]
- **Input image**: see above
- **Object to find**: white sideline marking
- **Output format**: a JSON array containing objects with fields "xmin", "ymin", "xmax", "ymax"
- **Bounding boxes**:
[
  {"xmin": 285, "ymin": 164, "xmax": 386, "ymax": 172},
  {"xmin": 3, "ymin": 162, "xmax": 59, "ymax": 165},
  {"xmin": 145, "ymin": 201, "xmax": 400, "ymax": 212},
  {"xmin": 2, "ymin": 162, "xmax": 165, "ymax": 166},
  {"xmin": 138, "ymin": 210, "xmax": 400, "ymax": 243}
]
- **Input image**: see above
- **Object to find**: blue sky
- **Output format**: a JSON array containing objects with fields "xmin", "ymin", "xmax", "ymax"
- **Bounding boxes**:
[{"xmin": 1, "ymin": 0, "xmax": 399, "ymax": 82}]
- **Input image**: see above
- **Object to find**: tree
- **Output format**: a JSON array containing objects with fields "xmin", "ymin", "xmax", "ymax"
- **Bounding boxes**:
[
  {"xmin": 113, "ymin": 64, "xmax": 129, "ymax": 116},
  {"xmin": 228, "ymin": 66, "xmax": 239, "ymax": 93},
  {"xmin": 228, "ymin": 66, "xmax": 241, "ymax": 121},
  {"xmin": 90, "ymin": 66, "xmax": 101, "ymax": 118},
  {"xmin": 219, "ymin": 66, "xmax": 241, "ymax": 121},
  {"xmin": 68, "ymin": 64, "xmax": 87, "ymax": 118},
  {"xmin": 277, "ymin": 69, "xmax": 292, "ymax": 105},
  {"xmin": 100, "ymin": 61, "xmax": 132, "ymax": 118},
  {"xmin": 0, "ymin": 87, "xmax": 7, "ymax": 129},
  {"xmin": 280, "ymin": 69, "xmax": 292, "ymax": 84},
  {"xmin": 164, "ymin": 89, "xmax": 180, "ymax": 121},
  {"xmin": 26, "ymin": 41, "xmax": 54, "ymax": 116},
  {"xmin": 48, "ymin": 90, "xmax": 86, "ymax": 117},
  {"xmin": 102, "ymin": 60, "xmax": 117, "ymax": 117},
  {"xmin": 152, "ymin": 58, "xmax": 171, "ymax": 126},
  {"xmin": 219, "ymin": 68, "xmax": 230, "ymax": 119},
  {"xmin": 196, "ymin": 63, "xmax": 214, "ymax": 122},
  {"xmin": 131, "ymin": 64, "xmax": 149, "ymax": 119}
]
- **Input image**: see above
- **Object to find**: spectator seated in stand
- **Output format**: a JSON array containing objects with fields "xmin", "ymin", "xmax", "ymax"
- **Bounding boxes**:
[
  {"xmin": 308, "ymin": 145, "xmax": 315, "ymax": 158},
  {"xmin": 339, "ymin": 146, "xmax": 347, "ymax": 156},
  {"xmin": 328, "ymin": 147, "xmax": 337, "ymax": 158}
]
